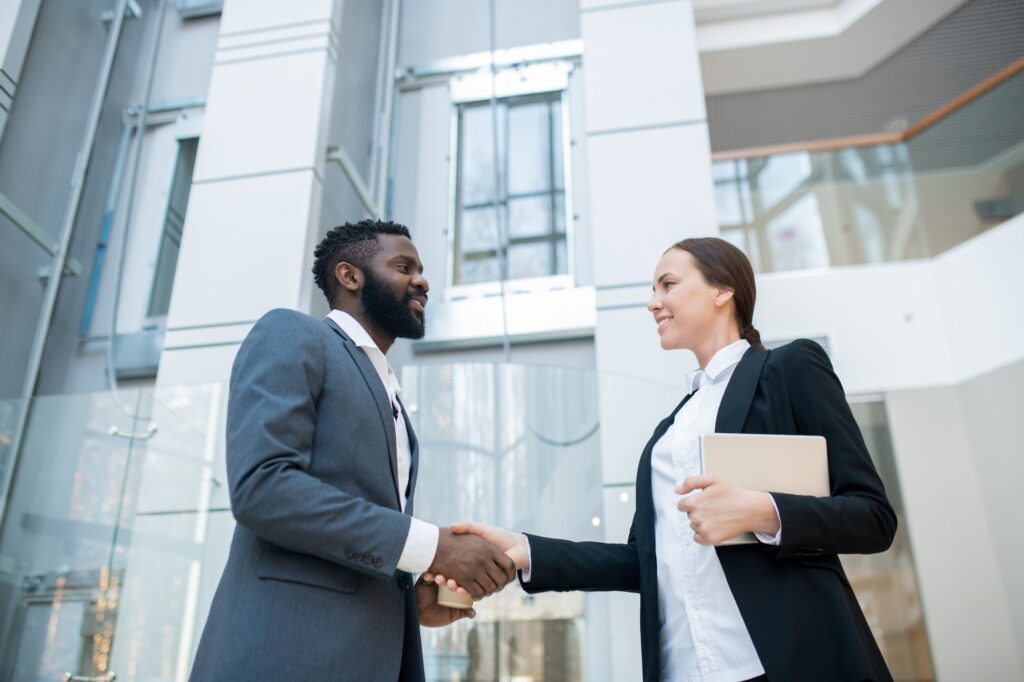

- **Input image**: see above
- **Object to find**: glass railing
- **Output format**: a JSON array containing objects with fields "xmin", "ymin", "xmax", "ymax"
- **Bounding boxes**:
[
  {"xmin": 713, "ymin": 61, "xmax": 1024, "ymax": 273},
  {"xmin": 0, "ymin": 370, "xmax": 934, "ymax": 681}
]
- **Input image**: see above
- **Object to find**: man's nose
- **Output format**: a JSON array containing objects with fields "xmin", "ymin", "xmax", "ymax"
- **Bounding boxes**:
[{"xmin": 413, "ymin": 273, "xmax": 429, "ymax": 293}]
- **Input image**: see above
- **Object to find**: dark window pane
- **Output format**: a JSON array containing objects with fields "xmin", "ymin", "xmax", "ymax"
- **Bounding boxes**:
[
  {"xmin": 460, "ymin": 104, "xmax": 503, "ymax": 206},
  {"xmin": 508, "ymin": 242, "xmax": 554, "ymax": 280},
  {"xmin": 460, "ymin": 205, "xmax": 501, "ymax": 253},
  {"xmin": 460, "ymin": 257, "xmax": 501, "ymax": 285},
  {"xmin": 507, "ymin": 101, "xmax": 550, "ymax": 196},
  {"xmin": 508, "ymin": 195, "xmax": 551, "ymax": 239},
  {"xmin": 148, "ymin": 138, "xmax": 198, "ymax": 317}
]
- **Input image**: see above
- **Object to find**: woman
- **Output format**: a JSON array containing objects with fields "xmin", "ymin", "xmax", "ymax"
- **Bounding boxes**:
[{"xmin": 436, "ymin": 238, "xmax": 896, "ymax": 681}]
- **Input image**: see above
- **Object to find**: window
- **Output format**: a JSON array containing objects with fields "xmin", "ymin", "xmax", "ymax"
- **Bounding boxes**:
[
  {"xmin": 147, "ymin": 137, "xmax": 198, "ymax": 317},
  {"xmin": 452, "ymin": 91, "xmax": 569, "ymax": 286}
]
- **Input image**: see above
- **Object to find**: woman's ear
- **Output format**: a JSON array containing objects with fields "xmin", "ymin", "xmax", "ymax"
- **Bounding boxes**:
[
  {"xmin": 335, "ymin": 262, "xmax": 362, "ymax": 293},
  {"xmin": 714, "ymin": 287, "xmax": 735, "ymax": 308}
]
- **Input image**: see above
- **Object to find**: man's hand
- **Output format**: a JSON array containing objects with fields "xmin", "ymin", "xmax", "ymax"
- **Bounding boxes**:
[
  {"xmin": 428, "ymin": 528, "xmax": 517, "ymax": 599},
  {"xmin": 416, "ymin": 575, "xmax": 475, "ymax": 627},
  {"xmin": 425, "ymin": 522, "xmax": 530, "ymax": 594},
  {"xmin": 451, "ymin": 522, "xmax": 530, "ymax": 569},
  {"xmin": 676, "ymin": 474, "xmax": 780, "ymax": 546}
]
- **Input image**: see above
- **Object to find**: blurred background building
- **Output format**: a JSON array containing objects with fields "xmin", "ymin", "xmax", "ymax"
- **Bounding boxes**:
[{"xmin": 0, "ymin": 0, "xmax": 1021, "ymax": 680}]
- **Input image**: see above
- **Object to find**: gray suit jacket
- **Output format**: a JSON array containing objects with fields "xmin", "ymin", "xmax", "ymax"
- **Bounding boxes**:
[{"xmin": 190, "ymin": 308, "xmax": 425, "ymax": 681}]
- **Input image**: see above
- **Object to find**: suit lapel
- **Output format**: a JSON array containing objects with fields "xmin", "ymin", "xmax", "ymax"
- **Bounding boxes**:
[
  {"xmin": 635, "ymin": 392, "xmax": 697, "ymax": 548},
  {"xmin": 715, "ymin": 346, "xmax": 769, "ymax": 434},
  {"xmin": 323, "ymin": 318, "xmax": 402, "ymax": 508},
  {"xmin": 397, "ymin": 395, "xmax": 419, "ymax": 515}
]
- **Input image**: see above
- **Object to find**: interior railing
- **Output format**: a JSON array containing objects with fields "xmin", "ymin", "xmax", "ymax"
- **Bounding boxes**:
[{"xmin": 711, "ymin": 58, "xmax": 1024, "ymax": 273}]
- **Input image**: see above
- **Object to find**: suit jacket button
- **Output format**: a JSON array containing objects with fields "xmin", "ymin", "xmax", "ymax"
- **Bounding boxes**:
[
  {"xmin": 363, "ymin": 553, "xmax": 373, "ymax": 564},
  {"xmin": 374, "ymin": 557, "xmax": 383, "ymax": 568},
  {"xmin": 345, "ymin": 546, "xmax": 355, "ymax": 559}
]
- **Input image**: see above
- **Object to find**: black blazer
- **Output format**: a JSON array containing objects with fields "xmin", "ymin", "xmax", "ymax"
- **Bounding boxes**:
[{"xmin": 522, "ymin": 339, "xmax": 897, "ymax": 682}]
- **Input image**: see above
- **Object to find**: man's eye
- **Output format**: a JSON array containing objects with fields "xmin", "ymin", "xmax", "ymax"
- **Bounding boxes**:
[{"xmin": 397, "ymin": 264, "xmax": 409, "ymax": 272}]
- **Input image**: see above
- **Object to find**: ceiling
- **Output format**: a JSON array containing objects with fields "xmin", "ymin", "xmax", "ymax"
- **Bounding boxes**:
[{"xmin": 695, "ymin": 0, "xmax": 970, "ymax": 95}]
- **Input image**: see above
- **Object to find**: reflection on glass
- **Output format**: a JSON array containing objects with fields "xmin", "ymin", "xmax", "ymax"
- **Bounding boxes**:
[
  {"xmin": 0, "ymin": 391, "xmax": 142, "ymax": 682},
  {"xmin": 765, "ymin": 193, "xmax": 830, "ymax": 271},
  {"xmin": 0, "ymin": 380, "xmax": 937, "ymax": 682},
  {"xmin": 715, "ymin": 69, "xmax": 1023, "ymax": 274},
  {"xmin": 408, "ymin": 364, "xmax": 601, "ymax": 681}
]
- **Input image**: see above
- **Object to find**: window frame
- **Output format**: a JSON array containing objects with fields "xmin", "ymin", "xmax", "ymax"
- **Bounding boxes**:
[
  {"xmin": 445, "ymin": 63, "xmax": 576, "ymax": 299},
  {"xmin": 142, "ymin": 114, "xmax": 202, "ymax": 328}
]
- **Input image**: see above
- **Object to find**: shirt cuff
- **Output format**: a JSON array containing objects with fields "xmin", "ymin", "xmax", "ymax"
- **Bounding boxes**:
[
  {"xmin": 753, "ymin": 494, "xmax": 783, "ymax": 546},
  {"xmin": 520, "ymin": 536, "xmax": 534, "ymax": 583},
  {"xmin": 397, "ymin": 518, "xmax": 439, "ymax": 574}
]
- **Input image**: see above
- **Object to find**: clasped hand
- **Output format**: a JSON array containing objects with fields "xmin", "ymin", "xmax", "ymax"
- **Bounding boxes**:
[
  {"xmin": 423, "ymin": 522, "xmax": 529, "ymax": 599},
  {"xmin": 676, "ymin": 474, "xmax": 779, "ymax": 545},
  {"xmin": 427, "ymin": 527, "xmax": 518, "ymax": 600}
]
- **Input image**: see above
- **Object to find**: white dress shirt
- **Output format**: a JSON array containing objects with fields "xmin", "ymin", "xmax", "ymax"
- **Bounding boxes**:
[
  {"xmin": 521, "ymin": 339, "xmax": 782, "ymax": 681},
  {"xmin": 652, "ymin": 338, "xmax": 777, "ymax": 682},
  {"xmin": 327, "ymin": 310, "xmax": 438, "ymax": 574}
]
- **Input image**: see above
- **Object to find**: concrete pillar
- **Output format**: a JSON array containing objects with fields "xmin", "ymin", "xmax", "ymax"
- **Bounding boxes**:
[
  {"xmin": 157, "ymin": 0, "xmax": 343, "ymax": 386},
  {"xmin": 577, "ymin": 0, "xmax": 718, "ymax": 676}
]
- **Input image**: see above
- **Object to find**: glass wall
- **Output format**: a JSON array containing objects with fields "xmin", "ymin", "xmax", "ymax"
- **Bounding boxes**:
[
  {"xmin": 0, "ymin": 375, "xmax": 934, "ymax": 681},
  {"xmin": 713, "ymin": 67, "xmax": 1024, "ymax": 274},
  {"xmin": 406, "ymin": 364, "xmax": 600, "ymax": 681}
]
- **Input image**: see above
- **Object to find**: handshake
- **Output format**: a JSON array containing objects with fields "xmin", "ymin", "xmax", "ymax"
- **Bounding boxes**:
[{"xmin": 416, "ymin": 522, "xmax": 530, "ymax": 626}]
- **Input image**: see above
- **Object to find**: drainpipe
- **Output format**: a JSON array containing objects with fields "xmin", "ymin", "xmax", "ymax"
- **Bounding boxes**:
[{"xmin": 0, "ymin": 0, "xmax": 132, "ymax": 536}]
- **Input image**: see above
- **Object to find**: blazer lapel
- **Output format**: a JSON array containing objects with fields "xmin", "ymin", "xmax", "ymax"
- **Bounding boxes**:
[
  {"xmin": 397, "ymin": 395, "xmax": 419, "ymax": 515},
  {"xmin": 323, "ymin": 318, "xmax": 402, "ymax": 508},
  {"xmin": 635, "ymin": 392, "xmax": 697, "ymax": 548},
  {"xmin": 715, "ymin": 346, "xmax": 769, "ymax": 434}
]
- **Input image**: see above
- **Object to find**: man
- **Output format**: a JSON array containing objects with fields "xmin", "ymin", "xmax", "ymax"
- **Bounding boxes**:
[{"xmin": 190, "ymin": 220, "xmax": 515, "ymax": 681}]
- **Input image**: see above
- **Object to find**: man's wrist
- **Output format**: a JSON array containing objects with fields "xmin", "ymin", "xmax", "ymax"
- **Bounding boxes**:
[{"xmin": 398, "ymin": 518, "xmax": 440, "ymax": 574}]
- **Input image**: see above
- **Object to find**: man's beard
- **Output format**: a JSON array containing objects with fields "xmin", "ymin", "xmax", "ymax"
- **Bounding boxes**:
[{"xmin": 361, "ymin": 270, "xmax": 426, "ymax": 340}]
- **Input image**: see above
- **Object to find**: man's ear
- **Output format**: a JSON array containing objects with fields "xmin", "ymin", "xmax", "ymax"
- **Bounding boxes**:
[
  {"xmin": 335, "ymin": 262, "xmax": 362, "ymax": 293},
  {"xmin": 714, "ymin": 287, "xmax": 735, "ymax": 308}
]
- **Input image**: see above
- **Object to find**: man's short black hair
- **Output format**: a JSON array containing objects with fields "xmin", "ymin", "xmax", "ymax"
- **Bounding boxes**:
[{"xmin": 312, "ymin": 219, "xmax": 412, "ymax": 306}]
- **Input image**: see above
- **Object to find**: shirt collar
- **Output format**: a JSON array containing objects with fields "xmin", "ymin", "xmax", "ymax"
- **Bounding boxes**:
[
  {"xmin": 327, "ymin": 310, "xmax": 402, "ymax": 395},
  {"xmin": 327, "ymin": 309, "xmax": 380, "ymax": 352},
  {"xmin": 687, "ymin": 338, "xmax": 750, "ymax": 390}
]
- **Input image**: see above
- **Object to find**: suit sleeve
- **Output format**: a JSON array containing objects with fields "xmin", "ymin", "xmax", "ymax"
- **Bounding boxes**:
[
  {"xmin": 770, "ymin": 339, "xmax": 897, "ymax": 556},
  {"xmin": 226, "ymin": 309, "xmax": 412, "ymax": 580},
  {"xmin": 520, "ymin": 512, "xmax": 641, "ymax": 594}
]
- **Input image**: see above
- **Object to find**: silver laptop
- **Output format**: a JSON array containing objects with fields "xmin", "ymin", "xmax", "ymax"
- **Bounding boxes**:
[{"xmin": 698, "ymin": 433, "xmax": 830, "ymax": 545}]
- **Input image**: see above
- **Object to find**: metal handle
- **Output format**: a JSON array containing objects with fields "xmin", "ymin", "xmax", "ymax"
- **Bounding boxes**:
[
  {"xmin": 61, "ymin": 673, "xmax": 116, "ymax": 682},
  {"xmin": 107, "ymin": 423, "xmax": 157, "ymax": 441}
]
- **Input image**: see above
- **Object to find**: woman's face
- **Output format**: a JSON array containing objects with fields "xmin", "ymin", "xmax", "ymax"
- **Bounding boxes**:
[{"xmin": 648, "ymin": 248, "xmax": 724, "ymax": 351}]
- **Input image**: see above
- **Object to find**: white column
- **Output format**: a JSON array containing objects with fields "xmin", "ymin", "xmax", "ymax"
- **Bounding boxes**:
[
  {"xmin": 578, "ymin": 0, "xmax": 718, "ymax": 675},
  {"xmin": 157, "ymin": 0, "xmax": 343, "ymax": 386}
]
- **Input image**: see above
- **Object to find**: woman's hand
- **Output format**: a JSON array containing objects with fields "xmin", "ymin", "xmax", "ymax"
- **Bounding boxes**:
[
  {"xmin": 415, "ymin": 575, "xmax": 476, "ymax": 627},
  {"xmin": 423, "ymin": 522, "xmax": 530, "ymax": 595},
  {"xmin": 676, "ymin": 475, "xmax": 780, "ymax": 546}
]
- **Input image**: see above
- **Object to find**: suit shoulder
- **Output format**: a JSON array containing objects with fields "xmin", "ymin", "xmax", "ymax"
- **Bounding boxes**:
[
  {"xmin": 252, "ymin": 308, "xmax": 323, "ymax": 334},
  {"xmin": 768, "ymin": 338, "xmax": 827, "ymax": 362}
]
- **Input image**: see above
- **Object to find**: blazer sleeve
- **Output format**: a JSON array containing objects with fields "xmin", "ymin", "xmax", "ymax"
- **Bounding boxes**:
[
  {"xmin": 226, "ymin": 309, "xmax": 412, "ymax": 579},
  {"xmin": 520, "ymin": 512, "xmax": 641, "ymax": 594},
  {"xmin": 770, "ymin": 339, "xmax": 897, "ymax": 557}
]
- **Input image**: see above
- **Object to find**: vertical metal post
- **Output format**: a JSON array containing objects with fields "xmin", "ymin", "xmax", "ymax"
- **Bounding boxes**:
[{"xmin": 0, "ymin": 0, "xmax": 132, "ymax": 536}]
